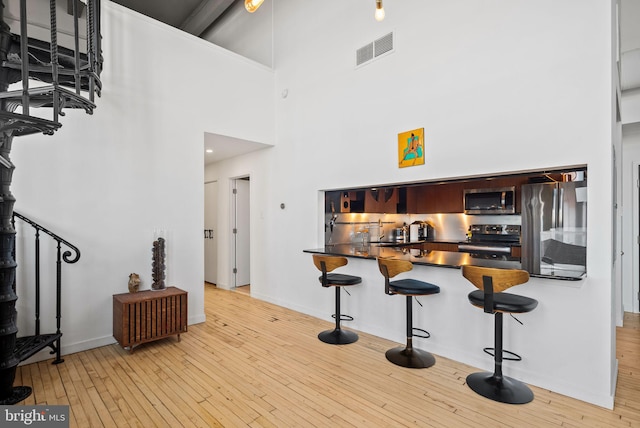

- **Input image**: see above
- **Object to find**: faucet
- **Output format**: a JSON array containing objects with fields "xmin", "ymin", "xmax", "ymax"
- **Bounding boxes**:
[{"xmin": 329, "ymin": 214, "xmax": 338, "ymax": 232}]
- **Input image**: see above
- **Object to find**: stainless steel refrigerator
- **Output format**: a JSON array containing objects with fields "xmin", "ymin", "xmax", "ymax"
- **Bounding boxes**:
[{"xmin": 521, "ymin": 180, "xmax": 587, "ymax": 279}]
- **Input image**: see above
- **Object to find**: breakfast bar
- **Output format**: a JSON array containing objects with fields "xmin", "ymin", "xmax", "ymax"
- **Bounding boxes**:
[
  {"xmin": 304, "ymin": 243, "xmax": 517, "ymax": 267},
  {"xmin": 302, "ymin": 166, "xmax": 597, "ymax": 407},
  {"xmin": 304, "ymin": 241, "xmax": 584, "ymax": 280}
]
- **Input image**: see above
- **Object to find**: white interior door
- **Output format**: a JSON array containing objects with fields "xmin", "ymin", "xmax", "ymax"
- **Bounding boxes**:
[
  {"xmin": 204, "ymin": 181, "xmax": 218, "ymax": 284},
  {"xmin": 234, "ymin": 178, "xmax": 251, "ymax": 287}
]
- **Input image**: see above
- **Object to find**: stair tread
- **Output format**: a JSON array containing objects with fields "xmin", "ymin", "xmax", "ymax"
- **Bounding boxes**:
[
  {"xmin": 0, "ymin": 110, "xmax": 61, "ymax": 136},
  {"xmin": 15, "ymin": 333, "xmax": 62, "ymax": 362},
  {"xmin": 2, "ymin": 33, "xmax": 102, "ymax": 94},
  {"xmin": 0, "ymin": 85, "xmax": 96, "ymax": 114},
  {"xmin": 0, "ymin": 85, "xmax": 97, "ymax": 111}
]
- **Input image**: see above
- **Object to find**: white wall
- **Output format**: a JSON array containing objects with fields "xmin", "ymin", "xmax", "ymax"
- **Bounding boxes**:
[
  {"xmin": 208, "ymin": 0, "xmax": 617, "ymax": 408},
  {"xmin": 10, "ymin": 1, "xmax": 275, "ymax": 360},
  {"xmin": 622, "ymin": 122, "xmax": 640, "ymax": 313},
  {"xmin": 623, "ymin": 89, "xmax": 640, "ymax": 123}
]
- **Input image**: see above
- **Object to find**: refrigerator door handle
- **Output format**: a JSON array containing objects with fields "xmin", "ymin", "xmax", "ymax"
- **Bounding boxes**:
[{"xmin": 557, "ymin": 185, "xmax": 564, "ymax": 228}]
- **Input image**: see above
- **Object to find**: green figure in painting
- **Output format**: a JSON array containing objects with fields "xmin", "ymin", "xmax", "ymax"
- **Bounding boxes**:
[{"xmin": 402, "ymin": 133, "xmax": 423, "ymax": 163}]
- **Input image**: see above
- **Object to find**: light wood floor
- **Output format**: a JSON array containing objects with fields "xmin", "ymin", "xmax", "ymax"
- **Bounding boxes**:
[{"xmin": 15, "ymin": 284, "xmax": 640, "ymax": 427}]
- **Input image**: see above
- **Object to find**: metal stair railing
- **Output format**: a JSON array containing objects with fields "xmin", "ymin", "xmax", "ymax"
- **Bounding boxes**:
[
  {"xmin": 0, "ymin": 0, "xmax": 102, "ymax": 405},
  {"xmin": 11, "ymin": 211, "xmax": 81, "ymax": 366}
]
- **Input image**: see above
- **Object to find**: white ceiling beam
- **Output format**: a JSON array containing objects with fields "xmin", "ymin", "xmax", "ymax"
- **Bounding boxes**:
[{"xmin": 180, "ymin": 0, "xmax": 236, "ymax": 37}]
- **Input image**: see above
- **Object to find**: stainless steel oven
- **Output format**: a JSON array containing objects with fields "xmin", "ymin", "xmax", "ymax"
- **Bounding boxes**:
[{"xmin": 458, "ymin": 224, "xmax": 521, "ymax": 261}]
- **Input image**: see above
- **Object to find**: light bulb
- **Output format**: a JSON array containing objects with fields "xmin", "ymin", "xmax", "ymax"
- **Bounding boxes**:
[
  {"xmin": 245, "ymin": 0, "xmax": 264, "ymax": 13},
  {"xmin": 375, "ymin": 0, "xmax": 385, "ymax": 22}
]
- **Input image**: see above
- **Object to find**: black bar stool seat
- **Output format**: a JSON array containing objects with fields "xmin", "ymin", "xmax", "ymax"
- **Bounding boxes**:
[
  {"xmin": 312, "ymin": 255, "xmax": 361, "ymax": 345},
  {"xmin": 462, "ymin": 265, "xmax": 538, "ymax": 405},
  {"xmin": 377, "ymin": 258, "xmax": 440, "ymax": 369},
  {"xmin": 468, "ymin": 290, "xmax": 538, "ymax": 313},
  {"xmin": 321, "ymin": 273, "xmax": 362, "ymax": 286},
  {"xmin": 389, "ymin": 278, "xmax": 440, "ymax": 296}
]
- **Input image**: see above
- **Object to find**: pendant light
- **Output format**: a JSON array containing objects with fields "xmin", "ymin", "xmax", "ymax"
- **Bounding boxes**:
[
  {"xmin": 375, "ymin": 0, "xmax": 385, "ymax": 22},
  {"xmin": 245, "ymin": 0, "xmax": 264, "ymax": 13}
]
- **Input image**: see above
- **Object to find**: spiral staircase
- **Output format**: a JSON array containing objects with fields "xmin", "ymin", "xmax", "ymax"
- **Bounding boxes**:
[{"xmin": 0, "ymin": 0, "xmax": 102, "ymax": 404}]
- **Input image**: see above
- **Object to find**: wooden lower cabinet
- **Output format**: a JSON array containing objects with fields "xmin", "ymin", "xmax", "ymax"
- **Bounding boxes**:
[
  {"xmin": 423, "ymin": 242, "xmax": 459, "ymax": 252},
  {"xmin": 113, "ymin": 286, "xmax": 188, "ymax": 352}
]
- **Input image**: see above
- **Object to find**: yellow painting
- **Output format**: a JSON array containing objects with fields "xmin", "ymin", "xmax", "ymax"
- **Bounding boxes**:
[{"xmin": 398, "ymin": 128, "xmax": 425, "ymax": 168}]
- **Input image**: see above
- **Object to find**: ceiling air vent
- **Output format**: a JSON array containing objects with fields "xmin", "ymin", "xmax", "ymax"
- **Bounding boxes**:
[
  {"xmin": 374, "ymin": 32, "xmax": 393, "ymax": 57},
  {"xmin": 356, "ymin": 42, "xmax": 374, "ymax": 66},
  {"xmin": 356, "ymin": 31, "xmax": 394, "ymax": 68}
]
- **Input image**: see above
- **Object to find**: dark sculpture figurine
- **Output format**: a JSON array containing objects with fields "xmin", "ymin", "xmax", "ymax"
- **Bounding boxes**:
[{"xmin": 152, "ymin": 237, "xmax": 166, "ymax": 290}]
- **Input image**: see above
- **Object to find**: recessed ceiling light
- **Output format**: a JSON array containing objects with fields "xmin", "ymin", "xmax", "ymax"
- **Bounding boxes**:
[{"xmin": 206, "ymin": 149, "xmax": 213, "ymax": 153}]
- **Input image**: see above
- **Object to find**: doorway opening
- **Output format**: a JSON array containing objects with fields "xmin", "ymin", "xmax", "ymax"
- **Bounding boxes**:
[
  {"xmin": 232, "ymin": 176, "xmax": 250, "ymax": 292},
  {"xmin": 204, "ymin": 180, "xmax": 218, "ymax": 286}
]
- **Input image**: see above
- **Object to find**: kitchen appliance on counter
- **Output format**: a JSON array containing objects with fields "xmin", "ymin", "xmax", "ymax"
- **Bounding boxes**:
[
  {"xmin": 391, "ymin": 227, "xmax": 406, "ymax": 242},
  {"xmin": 521, "ymin": 180, "xmax": 587, "ymax": 279},
  {"xmin": 408, "ymin": 221, "xmax": 435, "ymax": 241},
  {"xmin": 458, "ymin": 224, "xmax": 521, "ymax": 261},
  {"xmin": 463, "ymin": 187, "xmax": 516, "ymax": 215}
]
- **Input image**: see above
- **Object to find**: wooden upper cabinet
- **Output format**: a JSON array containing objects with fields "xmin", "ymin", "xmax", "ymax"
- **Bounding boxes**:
[
  {"xmin": 433, "ymin": 182, "xmax": 464, "ymax": 213},
  {"xmin": 364, "ymin": 188, "xmax": 398, "ymax": 213},
  {"xmin": 333, "ymin": 174, "xmax": 536, "ymax": 215},
  {"xmin": 407, "ymin": 183, "xmax": 463, "ymax": 214}
]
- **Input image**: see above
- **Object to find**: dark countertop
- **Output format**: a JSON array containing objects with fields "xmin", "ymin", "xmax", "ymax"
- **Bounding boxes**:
[
  {"xmin": 303, "ymin": 244, "xmax": 583, "ymax": 280},
  {"xmin": 303, "ymin": 244, "xmax": 521, "ymax": 270},
  {"xmin": 369, "ymin": 239, "xmax": 521, "ymax": 248}
]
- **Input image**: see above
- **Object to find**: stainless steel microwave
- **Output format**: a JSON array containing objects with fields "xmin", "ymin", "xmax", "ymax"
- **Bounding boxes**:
[{"xmin": 463, "ymin": 187, "xmax": 516, "ymax": 215}]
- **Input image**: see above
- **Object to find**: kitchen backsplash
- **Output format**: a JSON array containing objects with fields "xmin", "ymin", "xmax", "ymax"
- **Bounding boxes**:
[{"xmin": 325, "ymin": 212, "xmax": 522, "ymax": 245}]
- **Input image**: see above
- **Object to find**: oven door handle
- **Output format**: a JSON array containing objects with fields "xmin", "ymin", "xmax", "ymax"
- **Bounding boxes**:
[{"xmin": 457, "ymin": 244, "xmax": 512, "ymax": 254}]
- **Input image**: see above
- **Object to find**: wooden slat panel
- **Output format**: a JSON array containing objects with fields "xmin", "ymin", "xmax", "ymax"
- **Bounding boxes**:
[{"xmin": 113, "ymin": 287, "xmax": 188, "ymax": 351}]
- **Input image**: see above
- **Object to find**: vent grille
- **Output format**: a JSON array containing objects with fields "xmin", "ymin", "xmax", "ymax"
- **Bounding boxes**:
[
  {"xmin": 374, "ymin": 32, "xmax": 393, "ymax": 57},
  {"xmin": 356, "ymin": 43, "xmax": 374, "ymax": 66},
  {"xmin": 356, "ymin": 32, "xmax": 394, "ymax": 67}
]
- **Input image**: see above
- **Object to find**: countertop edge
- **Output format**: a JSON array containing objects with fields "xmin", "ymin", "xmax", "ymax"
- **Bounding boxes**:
[{"xmin": 303, "ymin": 246, "xmax": 583, "ymax": 281}]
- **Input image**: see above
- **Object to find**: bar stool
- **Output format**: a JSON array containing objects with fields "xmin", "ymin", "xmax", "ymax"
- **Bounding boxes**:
[
  {"xmin": 312, "ymin": 255, "xmax": 361, "ymax": 345},
  {"xmin": 461, "ymin": 265, "xmax": 538, "ymax": 404},
  {"xmin": 377, "ymin": 258, "xmax": 440, "ymax": 368}
]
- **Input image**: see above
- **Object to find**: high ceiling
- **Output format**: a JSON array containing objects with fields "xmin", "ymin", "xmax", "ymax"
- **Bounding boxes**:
[
  {"xmin": 111, "ymin": 0, "xmax": 237, "ymax": 37},
  {"xmin": 112, "ymin": 0, "xmax": 640, "ymax": 164},
  {"xmin": 112, "ymin": 0, "xmax": 640, "ymax": 91}
]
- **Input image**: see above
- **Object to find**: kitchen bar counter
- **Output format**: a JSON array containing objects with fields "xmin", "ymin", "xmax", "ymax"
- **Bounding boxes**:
[
  {"xmin": 304, "ymin": 244, "xmax": 520, "ymax": 270},
  {"xmin": 303, "ymin": 243, "xmax": 583, "ymax": 280}
]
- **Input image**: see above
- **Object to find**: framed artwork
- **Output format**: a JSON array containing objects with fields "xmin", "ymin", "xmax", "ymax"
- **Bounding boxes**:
[{"xmin": 397, "ymin": 128, "xmax": 424, "ymax": 168}]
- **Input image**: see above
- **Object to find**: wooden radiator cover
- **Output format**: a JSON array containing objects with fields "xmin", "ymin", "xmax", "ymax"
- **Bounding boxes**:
[{"xmin": 113, "ymin": 287, "xmax": 188, "ymax": 352}]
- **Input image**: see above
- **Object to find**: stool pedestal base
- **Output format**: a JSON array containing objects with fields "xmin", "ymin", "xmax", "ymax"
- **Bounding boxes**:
[
  {"xmin": 466, "ymin": 372, "xmax": 534, "ymax": 404},
  {"xmin": 318, "ymin": 329, "xmax": 358, "ymax": 345},
  {"xmin": 385, "ymin": 346, "xmax": 435, "ymax": 369}
]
